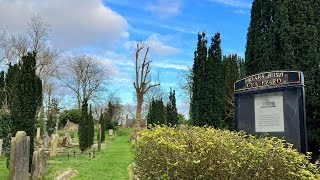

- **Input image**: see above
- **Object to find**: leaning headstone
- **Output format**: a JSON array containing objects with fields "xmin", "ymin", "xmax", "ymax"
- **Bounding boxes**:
[
  {"xmin": 50, "ymin": 134, "xmax": 59, "ymax": 157},
  {"xmin": 9, "ymin": 131, "xmax": 30, "ymax": 180},
  {"xmin": 235, "ymin": 71, "xmax": 307, "ymax": 153},
  {"xmin": 109, "ymin": 129, "xmax": 113, "ymax": 136},
  {"xmin": 36, "ymin": 127, "xmax": 41, "ymax": 140},
  {"xmin": 31, "ymin": 148, "xmax": 46, "ymax": 180},
  {"xmin": 0, "ymin": 139, "xmax": 3, "ymax": 156}
]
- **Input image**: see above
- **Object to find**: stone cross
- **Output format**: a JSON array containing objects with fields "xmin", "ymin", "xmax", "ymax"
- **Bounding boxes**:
[
  {"xmin": 109, "ymin": 129, "xmax": 113, "ymax": 136},
  {"xmin": 31, "ymin": 148, "xmax": 46, "ymax": 180},
  {"xmin": 9, "ymin": 131, "xmax": 30, "ymax": 180},
  {"xmin": 98, "ymin": 125, "xmax": 101, "ymax": 152},
  {"xmin": 50, "ymin": 134, "xmax": 59, "ymax": 157},
  {"xmin": 0, "ymin": 139, "xmax": 3, "ymax": 156},
  {"xmin": 36, "ymin": 127, "xmax": 41, "ymax": 140}
]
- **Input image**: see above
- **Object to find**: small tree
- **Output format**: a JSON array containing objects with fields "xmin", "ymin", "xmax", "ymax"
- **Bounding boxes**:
[
  {"xmin": 147, "ymin": 98, "xmax": 166, "ymax": 126},
  {"xmin": 88, "ymin": 104, "xmax": 94, "ymax": 147},
  {"xmin": 79, "ymin": 98, "xmax": 89, "ymax": 151},
  {"xmin": 166, "ymin": 89, "xmax": 179, "ymax": 125},
  {"xmin": 99, "ymin": 109, "xmax": 106, "ymax": 142}
]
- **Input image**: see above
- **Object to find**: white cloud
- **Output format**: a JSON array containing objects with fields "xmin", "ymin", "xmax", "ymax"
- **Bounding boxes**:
[
  {"xmin": 153, "ymin": 62, "xmax": 188, "ymax": 70},
  {"xmin": 147, "ymin": 0, "xmax": 182, "ymax": 18},
  {"xmin": 0, "ymin": 0, "xmax": 129, "ymax": 49},
  {"xmin": 124, "ymin": 34, "xmax": 179, "ymax": 56},
  {"xmin": 209, "ymin": 0, "xmax": 251, "ymax": 8}
]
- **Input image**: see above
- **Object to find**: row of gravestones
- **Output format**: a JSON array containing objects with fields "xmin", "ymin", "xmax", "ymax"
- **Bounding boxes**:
[{"xmin": 1, "ymin": 126, "xmax": 113, "ymax": 179}]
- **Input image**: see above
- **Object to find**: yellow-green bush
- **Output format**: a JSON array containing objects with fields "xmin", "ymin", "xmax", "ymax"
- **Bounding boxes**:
[{"xmin": 134, "ymin": 125, "xmax": 320, "ymax": 180}]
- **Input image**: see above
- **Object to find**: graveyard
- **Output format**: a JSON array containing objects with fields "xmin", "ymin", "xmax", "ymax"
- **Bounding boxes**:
[{"xmin": 1, "ymin": 0, "xmax": 320, "ymax": 179}]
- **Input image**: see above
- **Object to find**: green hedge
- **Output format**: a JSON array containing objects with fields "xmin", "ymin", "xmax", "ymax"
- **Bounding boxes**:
[{"xmin": 134, "ymin": 126, "xmax": 320, "ymax": 179}]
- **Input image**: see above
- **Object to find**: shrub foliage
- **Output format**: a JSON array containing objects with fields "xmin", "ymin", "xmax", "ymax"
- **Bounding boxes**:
[{"xmin": 134, "ymin": 126, "xmax": 320, "ymax": 179}]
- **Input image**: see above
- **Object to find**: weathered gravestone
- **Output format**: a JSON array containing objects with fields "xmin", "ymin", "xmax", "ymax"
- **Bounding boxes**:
[
  {"xmin": 9, "ymin": 131, "xmax": 30, "ymax": 180},
  {"xmin": 50, "ymin": 134, "xmax": 59, "ymax": 157},
  {"xmin": 234, "ymin": 71, "xmax": 307, "ymax": 153},
  {"xmin": 109, "ymin": 129, "xmax": 113, "ymax": 136},
  {"xmin": 36, "ymin": 127, "xmax": 41, "ymax": 140},
  {"xmin": 31, "ymin": 148, "xmax": 46, "ymax": 180},
  {"xmin": 0, "ymin": 139, "xmax": 3, "ymax": 156}
]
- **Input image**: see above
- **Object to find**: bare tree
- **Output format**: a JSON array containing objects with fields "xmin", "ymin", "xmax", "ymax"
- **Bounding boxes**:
[
  {"xmin": 1, "ymin": 14, "xmax": 60, "ymax": 115},
  {"xmin": 60, "ymin": 54, "xmax": 109, "ymax": 110},
  {"xmin": 133, "ymin": 42, "xmax": 160, "ymax": 129}
]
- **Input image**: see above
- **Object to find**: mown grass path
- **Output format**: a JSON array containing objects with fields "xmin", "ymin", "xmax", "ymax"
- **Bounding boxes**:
[{"xmin": 71, "ymin": 130, "xmax": 134, "ymax": 180}]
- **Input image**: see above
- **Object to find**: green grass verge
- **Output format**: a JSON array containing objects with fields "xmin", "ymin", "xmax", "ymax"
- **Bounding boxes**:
[
  {"xmin": 0, "ymin": 156, "xmax": 8, "ymax": 179},
  {"xmin": 46, "ymin": 128, "xmax": 134, "ymax": 180},
  {"xmin": 0, "ymin": 128, "xmax": 134, "ymax": 180}
]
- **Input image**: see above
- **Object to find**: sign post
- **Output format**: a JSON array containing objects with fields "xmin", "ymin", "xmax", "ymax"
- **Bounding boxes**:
[{"xmin": 234, "ymin": 71, "xmax": 307, "ymax": 153}]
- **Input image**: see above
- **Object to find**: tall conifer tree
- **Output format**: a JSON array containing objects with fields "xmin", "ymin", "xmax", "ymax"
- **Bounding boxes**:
[
  {"xmin": 10, "ymin": 52, "xmax": 42, "ymax": 169},
  {"xmin": 191, "ymin": 33, "xmax": 207, "ymax": 125},
  {"xmin": 166, "ymin": 89, "xmax": 178, "ymax": 125},
  {"xmin": 246, "ymin": 0, "xmax": 320, "ymax": 159},
  {"xmin": 88, "ymin": 104, "xmax": 94, "ymax": 147},
  {"xmin": 79, "ymin": 98, "xmax": 89, "ymax": 151},
  {"xmin": 99, "ymin": 109, "xmax": 106, "ymax": 142},
  {"xmin": 204, "ymin": 33, "xmax": 224, "ymax": 127}
]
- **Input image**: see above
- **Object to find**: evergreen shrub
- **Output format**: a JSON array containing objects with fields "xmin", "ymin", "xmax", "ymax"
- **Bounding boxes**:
[{"xmin": 134, "ymin": 126, "xmax": 320, "ymax": 179}]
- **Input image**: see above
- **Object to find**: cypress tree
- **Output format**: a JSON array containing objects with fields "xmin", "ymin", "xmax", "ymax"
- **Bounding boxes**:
[
  {"xmin": 79, "ymin": 98, "xmax": 89, "ymax": 151},
  {"xmin": 99, "ymin": 109, "xmax": 106, "ymax": 142},
  {"xmin": 166, "ymin": 89, "xmax": 179, "ymax": 125},
  {"xmin": 88, "ymin": 104, "xmax": 94, "ymax": 147},
  {"xmin": 10, "ymin": 52, "xmax": 42, "ymax": 170},
  {"xmin": 0, "ymin": 71, "xmax": 5, "ymax": 108},
  {"xmin": 222, "ymin": 54, "xmax": 245, "ymax": 130},
  {"xmin": 191, "ymin": 33, "xmax": 207, "ymax": 125},
  {"xmin": 5, "ymin": 63, "xmax": 19, "ymax": 109},
  {"xmin": 286, "ymin": 0, "xmax": 320, "ymax": 160},
  {"xmin": 147, "ymin": 98, "xmax": 166, "ymax": 125},
  {"xmin": 245, "ymin": 0, "xmax": 294, "ymax": 75},
  {"xmin": 246, "ymin": 0, "xmax": 320, "ymax": 159},
  {"xmin": 204, "ymin": 33, "xmax": 224, "ymax": 127},
  {"xmin": 105, "ymin": 102, "xmax": 114, "ymax": 130},
  {"xmin": 147, "ymin": 99, "xmax": 155, "ymax": 126}
]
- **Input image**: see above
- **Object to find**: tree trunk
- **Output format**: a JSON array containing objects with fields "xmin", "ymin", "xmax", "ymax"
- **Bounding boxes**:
[{"xmin": 135, "ymin": 92, "xmax": 143, "ymax": 129}]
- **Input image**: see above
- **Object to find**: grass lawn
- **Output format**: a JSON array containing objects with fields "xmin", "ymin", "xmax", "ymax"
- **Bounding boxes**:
[
  {"xmin": 46, "ymin": 128, "xmax": 134, "ymax": 180},
  {"xmin": 0, "ymin": 155, "xmax": 8, "ymax": 179},
  {"xmin": 0, "ymin": 128, "xmax": 134, "ymax": 180}
]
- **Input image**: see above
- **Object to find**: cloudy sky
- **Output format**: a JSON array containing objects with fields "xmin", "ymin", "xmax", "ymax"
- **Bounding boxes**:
[{"xmin": 0, "ymin": 0, "xmax": 252, "ymax": 117}]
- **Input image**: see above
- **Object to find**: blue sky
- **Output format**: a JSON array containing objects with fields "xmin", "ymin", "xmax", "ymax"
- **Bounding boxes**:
[{"xmin": 0, "ymin": 0, "xmax": 252, "ymax": 117}]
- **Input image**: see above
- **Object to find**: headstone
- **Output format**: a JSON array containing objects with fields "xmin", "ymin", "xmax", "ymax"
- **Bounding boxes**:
[
  {"xmin": 31, "ymin": 148, "xmax": 46, "ymax": 180},
  {"xmin": 0, "ymin": 139, "xmax": 3, "ymax": 156},
  {"xmin": 234, "ymin": 71, "xmax": 307, "ymax": 153},
  {"xmin": 9, "ymin": 131, "xmax": 30, "ymax": 180},
  {"xmin": 50, "ymin": 134, "xmax": 59, "ymax": 157},
  {"xmin": 98, "ymin": 125, "xmax": 101, "ymax": 152},
  {"xmin": 64, "ymin": 133, "xmax": 72, "ymax": 147},
  {"xmin": 109, "ymin": 129, "xmax": 113, "ymax": 136},
  {"xmin": 36, "ymin": 127, "xmax": 41, "ymax": 140}
]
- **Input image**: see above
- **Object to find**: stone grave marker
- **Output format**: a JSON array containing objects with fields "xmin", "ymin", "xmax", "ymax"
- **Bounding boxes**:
[
  {"xmin": 36, "ymin": 127, "xmax": 41, "ymax": 140},
  {"xmin": 31, "ymin": 148, "xmax": 46, "ymax": 180},
  {"xmin": 50, "ymin": 134, "xmax": 59, "ymax": 157},
  {"xmin": 109, "ymin": 129, "xmax": 113, "ymax": 136},
  {"xmin": 0, "ymin": 139, "xmax": 3, "ymax": 156},
  {"xmin": 9, "ymin": 131, "xmax": 30, "ymax": 180},
  {"xmin": 234, "ymin": 71, "xmax": 307, "ymax": 153}
]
